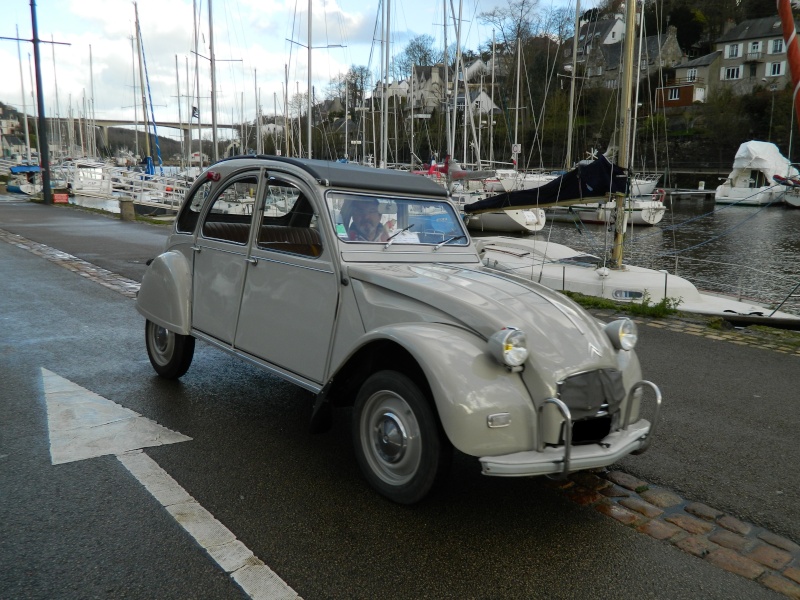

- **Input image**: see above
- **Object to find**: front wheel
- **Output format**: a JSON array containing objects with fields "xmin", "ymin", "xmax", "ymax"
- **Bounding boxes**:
[
  {"xmin": 145, "ymin": 320, "xmax": 195, "ymax": 379},
  {"xmin": 353, "ymin": 370, "xmax": 451, "ymax": 504}
]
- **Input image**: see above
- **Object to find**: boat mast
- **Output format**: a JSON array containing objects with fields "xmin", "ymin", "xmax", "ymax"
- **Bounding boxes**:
[
  {"xmin": 192, "ymin": 0, "xmax": 202, "ymax": 167},
  {"xmin": 443, "ymin": 0, "xmax": 450, "ymax": 160},
  {"xmin": 381, "ymin": 0, "xmax": 391, "ymax": 167},
  {"xmin": 134, "ymin": 2, "xmax": 151, "ymax": 160},
  {"xmin": 489, "ymin": 30, "xmax": 495, "ymax": 166},
  {"xmin": 89, "ymin": 45, "xmax": 96, "ymax": 156},
  {"xmin": 778, "ymin": 0, "xmax": 800, "ymax": 135},
  {"xmin": 16, "ymin": 25, "xmax": 32, "ymax": 164},
  {"xmin": 565, "ymin": 0, "xmax": 580, "ymax": 170},
  {"xmin": 175, "ymin": 55, "xmax": 183, "ymax": 167},
  {"xmin": 185, "ymin": 56, "xmax": 192, "ymax": 167},
  {"xmin": 307, "ymin": 0, "xmax": 313, "ymax": 158},
  {"xmin": 50, "ymin": 35, "xmax": 62, "ymax": 158},
  {"xmin": 611, "ymin": 0, "xmax": 637, "ymax": 269},
  {"xmin": 513, "ymin": 37, "xmax": 520, "ymax": 171},
  {"xmin": 209, "ymin": 0, "xmax": 218, "ymax": 162},
  {"xmin": 410, "ymin": 64, "xmax": 414, "ymax": 169},
  {"xmin": 449, "ymin": 0, "xmax": 463, "ymax": 162},
  {"xmin": 131, "ymin": 36, "xmax": 139, "ymax": 159}
]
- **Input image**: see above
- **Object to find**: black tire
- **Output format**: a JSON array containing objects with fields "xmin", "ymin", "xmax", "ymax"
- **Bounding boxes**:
[
  {"xmin": 352, "ymin": 370, "xmax": 451, "ymax": 504},
  {"xmin": 145, "ymin": 319, "xmax": 195, "ymax": 379}
]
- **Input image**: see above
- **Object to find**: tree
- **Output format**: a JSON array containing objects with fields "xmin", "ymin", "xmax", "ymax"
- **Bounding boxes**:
[
  {"xmin": 478, "ymin": 0, "xmax": 538, "ymax": 52},
  {"xmin": 643, "ymin": 4, "xmax": 706, "ymax": 52},
  {"xmin": 393, "ymin": 35, "xmax": 444, "ymax": 79}
]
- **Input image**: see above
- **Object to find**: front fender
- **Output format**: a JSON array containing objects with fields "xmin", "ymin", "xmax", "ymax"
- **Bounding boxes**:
[
  {"xmin": 135, "ymin": 250, "xmax": 192, "ymax": 335},
  {"xmin": 366, "ymin": 323, "xmax": 536, "ymax": 457}
]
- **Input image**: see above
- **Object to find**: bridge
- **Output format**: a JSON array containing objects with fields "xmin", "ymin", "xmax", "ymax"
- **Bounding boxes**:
[{"xmin": 45, "ymin": 117, "xmax": 240, "ymax": 151}]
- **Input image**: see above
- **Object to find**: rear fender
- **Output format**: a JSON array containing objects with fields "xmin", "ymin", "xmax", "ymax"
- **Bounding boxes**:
[{"xmin": 135, "ymin": 250, "xmax": 192, "ymax": 335}]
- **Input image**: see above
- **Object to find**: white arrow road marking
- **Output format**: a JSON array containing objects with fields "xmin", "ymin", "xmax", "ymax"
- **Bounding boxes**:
[
  {"xmin": 43, "ymin": 368, "xmax": 192, "ymax": 464},
  {"xmin": 42, "ymin": 368, "xmax": 300, "ymax": 600}
]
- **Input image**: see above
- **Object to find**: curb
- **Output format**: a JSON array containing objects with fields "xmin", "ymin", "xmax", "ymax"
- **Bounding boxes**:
[{"xmin": 548, "ymin": 470, "xmax": 800, "ymax": 599}]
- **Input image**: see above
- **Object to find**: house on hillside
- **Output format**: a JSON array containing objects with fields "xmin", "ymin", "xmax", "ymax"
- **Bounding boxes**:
[
  {"xmin": 713, "ymin": 16, "xmax": 796, "ymax": 94},
  {"xmin": 655, "ymin": 51, "xmax": 721, "ymax": 108},
  {"xmin": 562, "ymin": 15, "xmax": 625, "ymax": 70},
  {"xmin": 410, "ymin": 64, "xmax": 447, "ymax": 114},
  {"xmin": 655, "ymin": 15, "xmax": 799, "ymax": 106},
  {"xmin": 1, "ymin": 134, "xmax": 25, "ymax": 159},
  {"xmin": 584, "ymin": 26, "xmax": 682, "ymax": 89},
  {"xmin": 455, "ymin": 90, "xmax": 500, "ymax": 115}
]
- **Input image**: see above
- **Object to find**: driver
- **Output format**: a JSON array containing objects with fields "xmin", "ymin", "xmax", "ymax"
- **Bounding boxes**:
[{"xmin": 347, "ymin": 199, "xmax": 389, "ymax": 242}]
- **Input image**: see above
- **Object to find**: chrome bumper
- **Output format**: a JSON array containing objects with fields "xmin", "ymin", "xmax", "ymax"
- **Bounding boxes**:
[{"xmin": 480, "ymin": 380, "xmax": 662, "ymax": 478}]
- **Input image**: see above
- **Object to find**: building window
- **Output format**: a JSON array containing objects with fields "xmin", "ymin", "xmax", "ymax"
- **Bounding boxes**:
[
  {"xmin": 668, "ymin": 88, "xmax": 680, "ymax": 101},
  {"xmin": 687, "ymin": 68, "xmax": 697, "ymax": 82},
  {"xmin": 750, "ymin": 64, "xmax": 757, "ymax": 78},
  {"xmin": 751, "ymin": 41, "xmax": 760, "ymax": 52},
  {"xmin": 772, "ymin": 39, "xmax": 785, "ymax": 54},
  {"xmin": 770, "ymin": 61, "xmax": 785, "ymax": 76},
  {"xmin": 727, "ymin": 44, "xmax": 739, "ymax": 58},
  {"xmin": 723, "ymin": 66, "xmax": 741, "ymax": 80}
]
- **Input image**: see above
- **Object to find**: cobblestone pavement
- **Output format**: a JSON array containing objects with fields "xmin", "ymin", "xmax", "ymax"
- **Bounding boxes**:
[{"xmin": 3, "ymin": 225, "xmax": 800, "ymax": 598}]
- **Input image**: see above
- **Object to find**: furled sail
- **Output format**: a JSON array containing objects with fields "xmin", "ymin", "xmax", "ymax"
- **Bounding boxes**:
[{"xmin": 463, "ymin": 155, "xmax": 628, "ymax": 215}]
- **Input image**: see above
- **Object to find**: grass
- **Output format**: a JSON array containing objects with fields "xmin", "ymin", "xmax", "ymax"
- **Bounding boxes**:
[{"xmin": 563, "ymin": 290, "xmax": 682, "ymax": 319}]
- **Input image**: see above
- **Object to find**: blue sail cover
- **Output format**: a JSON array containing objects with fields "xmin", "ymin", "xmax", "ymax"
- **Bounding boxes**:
[
  {"xmin": 10, "ymin": 165, "xmax": 41, "ymax": 174},
  {"xmin": 463, "ymin": 155, "xmax": 628, "ymax": 214}
]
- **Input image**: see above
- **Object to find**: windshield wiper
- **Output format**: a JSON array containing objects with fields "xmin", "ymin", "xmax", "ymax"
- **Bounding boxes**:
[
  {"xmin": 383, "ymin": 224, "xmax": 415, "ymax": 249},
  {"xmin": 434, "ymin": 235, "xmax": 466, "ymax": 251}
]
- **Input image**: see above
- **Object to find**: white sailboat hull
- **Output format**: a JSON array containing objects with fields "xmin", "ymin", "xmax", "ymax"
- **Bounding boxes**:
[
  {"xmin": 466, "ymin": 208, "xmax": 546, "ymax": 233},
  {"xmin": 547, "ymin": 198, "xmax": 666, "ymax": 226},
  {"xmin": 476, "ymin": 237, "xmax": 800, "ymax": 323}
]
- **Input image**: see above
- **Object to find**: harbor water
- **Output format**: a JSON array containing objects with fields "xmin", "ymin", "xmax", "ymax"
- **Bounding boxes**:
[{"xmin": 508, "ymin": 196, "xmax": 800, "ymax": 315}]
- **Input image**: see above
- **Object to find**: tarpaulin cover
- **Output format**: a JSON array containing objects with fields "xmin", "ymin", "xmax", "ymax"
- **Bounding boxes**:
[{"xmin": 463, "ymin": 154, "xmax": 628, "ymax": 214}]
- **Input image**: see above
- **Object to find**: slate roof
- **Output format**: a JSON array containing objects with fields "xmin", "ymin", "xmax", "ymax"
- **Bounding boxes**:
[
  {"xmin": 681, "ymin": 51, "xmax": 722, "ymax": 68},
  {"xmin": 716, "ymin": 16, "xmax": 798, "ymax": 43}
]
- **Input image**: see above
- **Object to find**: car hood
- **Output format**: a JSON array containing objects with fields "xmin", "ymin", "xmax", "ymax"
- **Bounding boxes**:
[{"xmin": 347, "ymin": 262, "xmax": 619, "ymax": 380}]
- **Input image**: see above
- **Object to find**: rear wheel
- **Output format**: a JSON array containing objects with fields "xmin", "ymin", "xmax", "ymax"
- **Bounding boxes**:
[
  {"xmin": 353, "ymin": 370, "xmax": 451, "ymax": 504},
  {"xmin": 145, "ymin": 320, "xmax": 195, "ymax": 379}
]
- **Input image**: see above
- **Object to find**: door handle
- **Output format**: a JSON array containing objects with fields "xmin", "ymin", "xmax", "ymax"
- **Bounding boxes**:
[
  {"xmin": 246, "ymin": 256, "xmax": 258, "ymax": 265},
  {"xmin": 191, "ymin": 245, "xmax": 201, "ymax": 253}
]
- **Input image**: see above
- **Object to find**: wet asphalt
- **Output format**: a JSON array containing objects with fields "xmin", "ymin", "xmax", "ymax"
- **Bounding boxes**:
[{"xmin": 1, "ymin": 197, "xmax": 796, "ymax": 599}]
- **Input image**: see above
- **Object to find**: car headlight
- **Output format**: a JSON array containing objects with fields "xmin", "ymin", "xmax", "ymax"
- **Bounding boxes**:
[
  {"xmin": 488, "ymin": 327, "xmax": 529, "ymax": 370},
  {"xmin": 604, "ymin": 318, "xmax": 638, "ymax": 351}
]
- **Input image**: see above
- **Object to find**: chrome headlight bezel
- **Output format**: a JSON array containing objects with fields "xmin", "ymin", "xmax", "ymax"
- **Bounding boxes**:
[
  {"xmin": 604, "ymin": 318, "xmax": 638, "ymax": 351},
  {"xmin": 488, "ymin": 327, "xmax": 529, "ymax": 369}
]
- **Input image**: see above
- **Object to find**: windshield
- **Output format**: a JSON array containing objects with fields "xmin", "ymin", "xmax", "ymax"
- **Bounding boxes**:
[{"xmin": 327, "ymin": 192, "xmax": 468, "ymax": 246}]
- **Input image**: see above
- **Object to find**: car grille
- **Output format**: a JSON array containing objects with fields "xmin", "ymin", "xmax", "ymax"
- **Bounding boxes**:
[{"xmin": 557, "ymin": 369, "xmax": 625, "ymax": 445}]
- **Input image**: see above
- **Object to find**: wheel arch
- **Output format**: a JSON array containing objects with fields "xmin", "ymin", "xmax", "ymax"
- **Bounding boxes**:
[
  {"xmin": 328, "ymin": 323, "xmax": 536, "ymax": 456},
  {"xmin": 136, "ymin": 250, "xmax": 192, "ymax": 335}
]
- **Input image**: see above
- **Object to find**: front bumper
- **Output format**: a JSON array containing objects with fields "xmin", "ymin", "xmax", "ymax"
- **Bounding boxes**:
[
  {"xmin": 479, "ymin": 419, "xmax": 650, "ymax": 476},
  {"xmin": 480, "ymin": 380, "xmax": 662, "ymax": 478}
]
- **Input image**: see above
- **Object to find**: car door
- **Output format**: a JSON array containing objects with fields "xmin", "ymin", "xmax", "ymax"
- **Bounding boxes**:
[
  {"xmin": 234, "ymin": 173, "xmax": 339, "ymax": 384},
  {"xmin": 191, "ymin": 172, "xmax": 259, "ymax": 344}
]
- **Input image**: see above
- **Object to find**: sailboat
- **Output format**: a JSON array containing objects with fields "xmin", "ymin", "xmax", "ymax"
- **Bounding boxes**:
[{"xmin": 463, "ymin": 1, "xmax": 800, "ymax": 326}]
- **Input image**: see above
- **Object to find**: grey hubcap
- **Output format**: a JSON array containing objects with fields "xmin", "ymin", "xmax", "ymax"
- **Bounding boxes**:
[
  {"xmin": 360, "ymin": 391, "xmax": 422, "ymax": 486},
  {"xmin": 148, "ymin": 322, "xmax": 174, "ymax": 366}
]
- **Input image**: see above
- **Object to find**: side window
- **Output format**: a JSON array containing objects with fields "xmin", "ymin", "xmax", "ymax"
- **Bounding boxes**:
[
  {"xmin": 200, "ymin": 176, "xmax": 258, "ymax": 245},
  {"xmin": 176, "ymin": 179, "xmax": 214, "ymax": 233},
  {"xmin": 256, "ymin": 181, "xmax": 322, "ymax": 258}
]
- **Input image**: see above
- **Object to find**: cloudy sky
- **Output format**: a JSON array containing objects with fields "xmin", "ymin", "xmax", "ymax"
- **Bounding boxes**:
[{"xmin": 1, "ymin": 0, "xmax": 577, "ymax": 141}]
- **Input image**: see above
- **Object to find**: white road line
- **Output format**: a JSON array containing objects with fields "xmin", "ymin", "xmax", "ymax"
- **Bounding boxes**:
[
  {"xmin": 118, "ymin": 451, "xmax": 300, "ymax": 600},
  {"xmin": 43, "ymin": 368, "xmax": 300, "ymax": 600}
]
